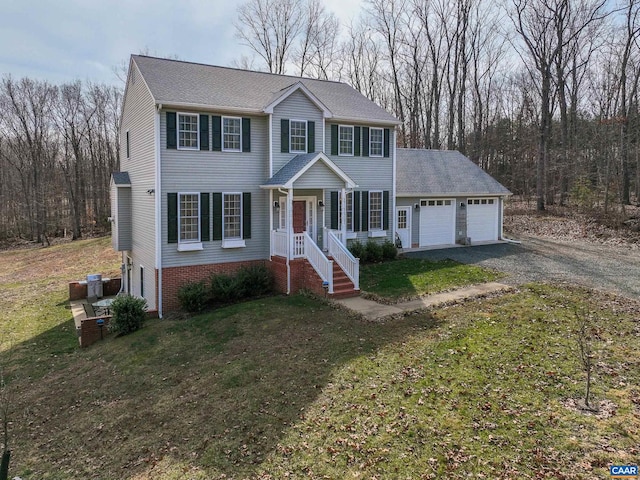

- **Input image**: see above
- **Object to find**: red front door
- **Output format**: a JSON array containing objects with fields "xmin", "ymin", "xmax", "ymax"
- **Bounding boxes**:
[{"xmin": 293, "ymin": 201, "xmax": 306, "ymax": 233}]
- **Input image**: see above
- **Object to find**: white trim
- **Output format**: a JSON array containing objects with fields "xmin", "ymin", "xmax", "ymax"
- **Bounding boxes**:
[
  {"xmin": 392, "ymin": 128, "xmax": 397, "ymax": 244},
  {"xmin": 268, "ymin": 113, "xmax": 273, "ymax": 177},
  {"xmin": 338, "ymin": 125, "xmax": 354, "ymax": 156},
  {"xmin": 222, "ymin": 191, "xmax": 243, "ymax": 241},
  {"xmin": 263, "ymin": 81, "xmax": 333, "ymax": 117},
  {"xmin": 395, "ymin": 206, "xmax": 411, "ymax": 248},
  {"xmin": 369, "ymin": 127, "xmax": 383, "ymax": 157},
  {"xmin": 176, "ymin": 112, "xmax": 199, "ymax": 150},
  {"xmin": 368, "ymin": 230, "xmax": 387, "ymax": 238},
  {"xmin": 222, "ymin": 116, "xmax": 242, "ymax": 152},
  {"xmin": 293, "ymin": 195, "xmax": 317, "ymax": 243},
  {"xmin": 154, "ymin": 109, "xmax": 162, "ymax": 318},
  {"xmin": 177, "ymin": 192, "xmax": 201, "ymax": 244},
  {"xmin": 222, "ymin": 239, "xmax": 246, "ymax": 249},
  {"xmin": 260, "ymin": 152, "xmax": 358, "ymax": 189},
  {"xmin": 289, "ymin": 119, "xmax": 308, "ymax": 154},
  {"xmin": 368, "ymin": 190, "xmax": 384, "ymax": 231},
  {"xmin": 177, "ymin": 242, "xmax": 203, "ymax": 252}
]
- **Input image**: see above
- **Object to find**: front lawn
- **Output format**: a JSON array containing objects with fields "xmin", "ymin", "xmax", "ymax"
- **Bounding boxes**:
[{"xmin": 360, "ymin": 257, "xmax": 504, "ymax": 300}]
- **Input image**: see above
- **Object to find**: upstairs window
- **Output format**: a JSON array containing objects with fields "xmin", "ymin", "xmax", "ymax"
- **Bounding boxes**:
[
  {"xmin": 339, "ymin": 125, "xmax": 354, "ymax": 156},
  {"xmin": 178, "ymin": 113, "xmax": 199, "ymax": 149},
  {"xmin": 223, "ymin": 117, "xmax": 242, "ymax": 152},
  {"xmin": 370, "ymin": 127, "xmax": 383, "ymax": 157},
  {"xmin": 290, "ymin": 120, "xmax": 307, "ymax": 153}
]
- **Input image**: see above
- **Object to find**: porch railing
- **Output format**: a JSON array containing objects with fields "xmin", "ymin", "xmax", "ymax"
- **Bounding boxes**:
[
  {"xmin": 271, "ymin": 230, "xmax": 288, "ymax": 257},
  {"xmin": 304, "ymin": 232, "xmax": 333, "ymax": 293},
  {"xmin": 327, "ymin": 229, "xmax": 360, "ymax": 290},
  {"xmin": 293, "ymin": 233, "xmax": 305, "ymax": 258}
]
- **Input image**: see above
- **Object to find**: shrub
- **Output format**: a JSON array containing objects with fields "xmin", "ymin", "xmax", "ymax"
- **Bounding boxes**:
[
  {"xmin": 348, "ymin": 240, "xmax": 365, "ymax": 261},
  {"xmin": 210, "ymin": 273, "xmax": 243, "ymax": 304},
  {"xmin": 177, "ymin": 281, "xmax": 208, "ymax": 313},
  {"xmin": 381, "ymin": 240, "xmax": 398, "ymax": 260},
  {"xmin": 108, "ymin": 294, "xmax": 147, "ymax": 336},
  {"xmin": 236, "ymin": 264, "xmax": 273, "ymax": 297},
  {"xmin": 365, "ymin": 240, "xmax": 383, "ymax": 263}
]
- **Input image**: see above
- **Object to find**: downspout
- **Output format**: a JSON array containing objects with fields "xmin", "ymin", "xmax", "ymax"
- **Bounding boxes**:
[
  {"xmin": 155, "ymin": 104, "xmax": 163, "ymax": 318},
  {"xmin": 278, "ymin": 187, "xmax": 291, "ymax": 294},
  {"xmin": 391, "ymin": 128, "xmax": 397, "ymax": 242}
]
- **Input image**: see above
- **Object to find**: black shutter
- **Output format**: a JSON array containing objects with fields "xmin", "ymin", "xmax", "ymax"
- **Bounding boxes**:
[
  {"xmin": 281, "ymin": 119, "xmax": 289, "ymax": 153},
  {"xmin": 361, "ymin": 191, "xmax": 369, "ymax": 231},
  {"xmin": 242, "ymin": 118, "xmax": 251, "ymax": 152},
  {"xmin": 199, "ymin": 115, "xmax": 209, "ymax": 151},
  {"xmin": 362, "ymin": 127, "xmax": 369, "ymax": 157},
  {"xmin": 307, "ymin": 120, "xmax": 315, "ymax": 152},
  {"xmin": 212, "ymin": 116, "xmax": 222, "ymax": 151},
  {"xmin": 168, "ymin": 193, "xmax": 178, "ymax": 243},
  {"xmin": 212, "ymin": 192, "xmax": 222, "ymax": 240},
  {"xmin": 330, "ymin": 191, "xmax": 338, "ymax": 229},
  {"xmin": 243, "ymin": 192, "xmax": 251, "ymax": 239},
  {"xmin": 353, "ymin": 191, "xmax": 361, "ymax": 231},
  {"xmin": 331, "ymin": 124, "xmax": 338, "ymax": 155},
  {"xmin": 166, "ymin": 112, "xmax": 177, "ymax": 149},
  {"xmin": 354, "ymin": 126, "xmax": 361, "ymax": 156},
  {"xmin": 384, "ymin": 128, "xmax": 390, "ymax": 157},
  {"xmin": 200, "ymin": 193, "xmax": 210, "ymax": 241},
  {"xmin": 383, "ymin": 190, "xmax": 389, "ymax": 230},
  {"xmin": 126, "ymin": 131, "xmax": 130, "ymax": 158}
]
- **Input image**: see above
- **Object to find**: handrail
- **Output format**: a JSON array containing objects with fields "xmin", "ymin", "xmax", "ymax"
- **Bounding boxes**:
[
  {"xmin": 304, "ymin": 232, "xmax": 333, "ymax": 294},
  {"xmin": 327, "ymin": 229, "xmax": 359, "ymax": 290},
  {"xmin": 270, "ymin": 230, "xmax": 288, "ymax": 257}
]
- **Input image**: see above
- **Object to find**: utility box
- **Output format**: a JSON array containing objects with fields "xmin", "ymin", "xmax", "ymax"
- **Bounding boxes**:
[{"xmin": 87, "ymin": 274, "xmax": 103, "ymax": 299}]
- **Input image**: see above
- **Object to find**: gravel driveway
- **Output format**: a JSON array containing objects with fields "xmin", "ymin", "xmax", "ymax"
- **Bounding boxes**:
[{"xmin": 405, "ymin": 235, "xmax": 640, "ymax": 300}]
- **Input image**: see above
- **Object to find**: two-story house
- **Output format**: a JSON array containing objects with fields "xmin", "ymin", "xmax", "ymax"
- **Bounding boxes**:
[{"xmin": 111, "ymin": 55, "xmax": 400, "ymax": 316}]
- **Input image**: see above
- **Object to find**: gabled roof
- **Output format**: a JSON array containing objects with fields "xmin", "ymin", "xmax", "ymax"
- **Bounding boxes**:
[
  {"xmin": 131, "ymin": 55, "xmax": 399, "ymax": 125},
  {"xmin": 261, "ymin": 152, "xmax": 357, "ymax": 189},
  {"xmin": 396, "ymin": 149, "xmax": 511, "ymax": 197},
  {"xmin": 263, "ymin": 82, "xmax": 332, "ymax": 117},
  {"xmin": 111, "ymin": 171, "xmax": 131, "ymax": 186}
]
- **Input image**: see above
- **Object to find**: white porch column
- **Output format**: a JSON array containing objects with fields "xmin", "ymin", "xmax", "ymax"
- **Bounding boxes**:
[
  {"xmin": 322, "ymin": 189, "xmax": 327, "ymax": 251},
  {"xmin": 340, "ymin": 187, "xmax": 347, "ymax": 245},
  {"xmin": 287, "ymin": 188, "xmax": 294, "ymax": 259}
]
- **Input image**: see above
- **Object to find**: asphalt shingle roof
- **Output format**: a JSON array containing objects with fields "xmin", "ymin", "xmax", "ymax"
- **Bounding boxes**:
[
  {"xmin": 111, "ymin": 171, "xmax": 131, "ymax": 185},
  {"xmin": 132, "ymin": 55, "xmax": 399, "ymax": 124},
  {"xmin": 262, "ymin": 153, "xmax": 319, "ymax": 187},
  {"xmin": 396, "ymin": 149, "xmax": 511, "ymax": 196}
]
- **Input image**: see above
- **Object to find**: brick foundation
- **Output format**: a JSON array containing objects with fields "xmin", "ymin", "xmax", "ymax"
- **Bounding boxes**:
[
  {"xmin": 270, "ymin": 256, "xmax": 327, "ymax": 297},
  {"xmin": 161, "ymin": 260, "xmax": 267, "ymax": 312}
]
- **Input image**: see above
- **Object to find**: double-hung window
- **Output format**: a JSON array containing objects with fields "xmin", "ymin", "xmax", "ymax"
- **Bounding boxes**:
[
  {"xmin": 370, "ymin": 127, "xmax": 383, "ymax": 157},
  {"xmin": 179, "ymin": 193, "xmax": 200, "ymax": 244},
  {"xmin": 339, "ymin": 125, "xmax": 354, "ymax": 155},
  {"xmin": 290, "ymin": 120, "xmax": 307, "ymax": 153},
  {"xmin": 338, "ymin": 192, "xmax": 354, "ymax": 232},
  {"xmin": 223, "ymin": 117, "xmax": 242, "ymax": 152},
  {"xmin": 178, "ymin": 113, "xmax": 199, "ymax": 149},
  {"xmin": 369, "ymin": 191, "xmax": 383, "ymax": 231},
  {"xmin": 223, "ymin": 193, "xmax": 242, "ymax": 240}
]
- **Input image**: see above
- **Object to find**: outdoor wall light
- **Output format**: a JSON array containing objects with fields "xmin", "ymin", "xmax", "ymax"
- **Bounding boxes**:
[
  {"xmin": 414, "ymin": 203, "xmax": 420, "ymax": 210},
  {"xmin": 460, "ymin": 202, "xmax": 466, "ymax": 209},
  {"xmin": 273, "ymin": 201, "xmax": 280, "ymax": 209},
  {"xmin": 146, "ymin": 189, "xmax": 155, "ymax": 195},
  {"xmin": 318, "ymin": 200, "xmax": 325, "ymax": 208}
]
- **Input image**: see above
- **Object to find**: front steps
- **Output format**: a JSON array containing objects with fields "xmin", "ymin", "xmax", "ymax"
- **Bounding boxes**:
[{"xmin": 329, "ymin": 258, "xmax": 359, "ymax": 299}]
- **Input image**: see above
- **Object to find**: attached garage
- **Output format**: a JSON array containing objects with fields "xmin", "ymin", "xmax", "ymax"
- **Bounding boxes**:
[
  {"xmin": 419, "ymin": 199, "xmax": 455, "ymax": 246},
  {"xmin": 467, "ymin": 198, "xmax": 499, "ymax": 242},
  {"xmin": 395, "ymin": 149, "xmax": 511, "ymax": 249}
]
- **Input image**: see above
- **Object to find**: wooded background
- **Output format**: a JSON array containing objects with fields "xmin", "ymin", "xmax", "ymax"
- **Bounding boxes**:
[{"xmin": 1, "ymin": 0, "xmax": 638, "ymax": 244}]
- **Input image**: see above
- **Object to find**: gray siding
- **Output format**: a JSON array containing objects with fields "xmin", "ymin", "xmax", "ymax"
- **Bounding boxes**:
[
  {"xmin": 119, "ymin": 62, "xmax": 158, "ymax": 310},
  {"xmin": 324, "ymin": 123, "xmax": 395, "ymax": 243},
  {"xmin": 272, "ymin": 90, "xmax": 324, "ymax": 174},
  {"xmin": 160, "ymin": 113, "xmax": 270, "ymax": 267},
  {"xmin": 111, "ymin": 186, "xmax": 132, "ymax": 251},
  {"xmin": 293, "ymin": 162, "xmax": 345, "ymax": 189}
]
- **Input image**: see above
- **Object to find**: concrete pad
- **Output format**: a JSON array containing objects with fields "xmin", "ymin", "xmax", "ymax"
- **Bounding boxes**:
[
  {"xmin": 335, "ymin": 296, "xmax": 404, "ymax": 321},
  {"xmin": 336, "ymin": 282, "xmax": 513, "ymax": 321}
]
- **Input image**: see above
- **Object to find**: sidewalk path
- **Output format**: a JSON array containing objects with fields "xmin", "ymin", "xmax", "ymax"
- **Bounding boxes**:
[{"xmin": 336, "ymin": 282, "xmax": 513, "ymax": 321}]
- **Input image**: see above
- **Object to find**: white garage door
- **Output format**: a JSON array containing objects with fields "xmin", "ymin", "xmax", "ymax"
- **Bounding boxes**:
[
  {"xmin": 419, "ymin": 199, "xmax": 455, "ymax": 246},
  {"xmin": 467, "ymin": 198, "xmax": 499, "ymax": 242}
]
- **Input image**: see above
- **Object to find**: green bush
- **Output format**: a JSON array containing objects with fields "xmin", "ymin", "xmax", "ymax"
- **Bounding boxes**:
[
  {"xmin": 210, "ymin": 274, "xmax": 241, "ymax": 304},
  {"xmin": 365, "ymin": 240, "xmax": 383, "ymax": 263},
  {"xmin": 236, "ymin": 264, "xmax": 273, "ymax": 297},
  {"xmin": 381, "ymin": 240, "xmax": 398, "ymax": 260},
  {"xmin": 348, "ymin": 240, "xmax": 365, "ymax": 261},
  {"xmin": 108, "ymin": 294, "xmax": 147, "ymax": 336},
  {"xmin": 177, "ymin": 281, "xmax": 209, "ymax": 313}
]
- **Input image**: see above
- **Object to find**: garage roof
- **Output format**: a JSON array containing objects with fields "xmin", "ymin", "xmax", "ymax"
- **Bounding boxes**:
[{"xmin": 396, "ymin": 149, "xmax": 511, "ymax": 197}]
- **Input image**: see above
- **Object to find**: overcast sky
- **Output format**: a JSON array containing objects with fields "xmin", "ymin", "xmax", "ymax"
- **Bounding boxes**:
[{"xmin": 0, "ymin": 0, "xmax": 365, "ymax": 87}]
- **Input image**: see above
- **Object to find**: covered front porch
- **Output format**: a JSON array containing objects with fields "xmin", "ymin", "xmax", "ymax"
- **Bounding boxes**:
[{"xmin": 261, "ymin": 153, "xmax": 360, "ymax": 296}]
